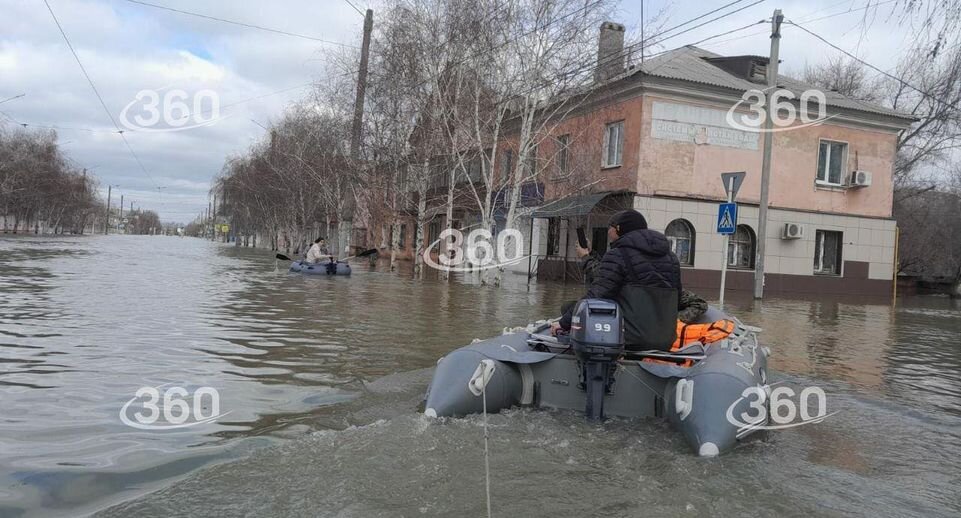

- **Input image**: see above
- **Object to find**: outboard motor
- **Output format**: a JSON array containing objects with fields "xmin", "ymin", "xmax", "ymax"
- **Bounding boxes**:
[{"xmin": 569, "ymin": 299, "xmax": 624, "ymax": 421}]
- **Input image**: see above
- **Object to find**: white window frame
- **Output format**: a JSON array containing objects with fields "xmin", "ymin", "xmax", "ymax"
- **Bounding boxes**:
[
  {"xmin": 814, "ymin": 229, "xmax": 843, "ymax": 275},
  {"xmin": 665, "ymin": 219, "xmax": 695, "ymax": 267},
  {"xmin": 727, "ymin": 225, "xmax": 756, "ymax": 270},
  {"xmin": 602, "ymin": 121, "xmax": 624, "ymax": 168},
  {"xmin": 816, "ymin": 139, "xmax": 848, "ymax": 186}
]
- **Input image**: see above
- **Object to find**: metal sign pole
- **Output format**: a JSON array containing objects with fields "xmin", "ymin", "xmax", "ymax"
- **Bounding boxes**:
[{"xmin": 718, "ymin": 177, "xmax": 734, "ymax": 308}]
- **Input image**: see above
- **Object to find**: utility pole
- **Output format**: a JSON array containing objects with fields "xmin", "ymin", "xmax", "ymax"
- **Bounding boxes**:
[
  {"xmin": 105, "ymin": 185, "xmax": 112, "ymax": 235},
  {"xmin": 754, "ymin": 9, "xmax": 783, "ymax": 300},
  {"xmin": 342, "ymin": 8, "xmax": 373, "ymax": 258},
  {"xmin": 212, "ymin": 194, "xmax": 217, "ymax": 241},
  {"xmin": 119, "ymin": 194, "xmax": 124, "ymax": 234},
  {"xmin": 208, "ymin": 199, "xmax": 213, "ymax": 240},
  {"xmin": 350, "ymin": 9, "xmax": 373, "ymax": 159}
]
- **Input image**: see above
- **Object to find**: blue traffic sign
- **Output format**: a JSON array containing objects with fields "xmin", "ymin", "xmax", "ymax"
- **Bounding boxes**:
[{"xmin": 717, "ymin": 203, "xmax": 737, "ymax": 234}]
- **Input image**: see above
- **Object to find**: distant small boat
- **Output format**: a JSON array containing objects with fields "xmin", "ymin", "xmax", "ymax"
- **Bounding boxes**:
[
  {"xmin": 423, "ymin": 300, "xmax": 770, "ymax": 456},
  {"xmin": 288, "ymin": 260, "xmax": 351, "ymax": 276}
]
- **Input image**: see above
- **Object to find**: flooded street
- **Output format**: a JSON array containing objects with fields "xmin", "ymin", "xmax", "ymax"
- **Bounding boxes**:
[{"xmin": 1, "ymin": 235, "xmax": 959, "ymax": 517}]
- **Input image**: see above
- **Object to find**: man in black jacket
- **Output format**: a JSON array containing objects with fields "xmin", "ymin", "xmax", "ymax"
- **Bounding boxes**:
[{"xmin": 551, "ymin": 210, "xmax": 682, "ymax": 351}]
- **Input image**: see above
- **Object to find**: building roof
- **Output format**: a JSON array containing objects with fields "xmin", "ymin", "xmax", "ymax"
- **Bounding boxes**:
[{"xmin": 624, "ymin": 46, "xmax": 916, "ymax": 122}]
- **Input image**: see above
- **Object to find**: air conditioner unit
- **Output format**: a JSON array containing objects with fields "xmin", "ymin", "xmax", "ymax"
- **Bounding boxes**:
[
  {"xmin": 850, "ymin": 170, "xmax": 872, "ymax": 187},
  {"xmin": 782, "ymin": 222, "xmax": 804, "ymax": 240}
]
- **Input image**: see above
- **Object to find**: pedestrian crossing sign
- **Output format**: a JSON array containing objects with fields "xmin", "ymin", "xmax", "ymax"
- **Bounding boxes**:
[{"xmin": 717, "ymin": 203, "xmax": 737, "ymax": 234}]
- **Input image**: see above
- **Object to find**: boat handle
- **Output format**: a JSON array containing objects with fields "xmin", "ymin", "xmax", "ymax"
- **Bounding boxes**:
[
  {"xmin": 675, "ymin": 379, "xmax": 694, "ymax": 421},
  {"xmin": 468, "ymin": 359, "xmax": 496, "ymax": 396}
]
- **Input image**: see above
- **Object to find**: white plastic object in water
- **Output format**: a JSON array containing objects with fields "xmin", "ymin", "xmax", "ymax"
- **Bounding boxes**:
[
  {"xmin": 675, "ymin": 378, "xmax": 694, "ymax": 421},
  {"xmin": 699, "ymin": 442, "xmax": 719, "ymax": 457},
  {"xmin": 468, "ymin": 359, "xmax": 496, "ymax": 396}
]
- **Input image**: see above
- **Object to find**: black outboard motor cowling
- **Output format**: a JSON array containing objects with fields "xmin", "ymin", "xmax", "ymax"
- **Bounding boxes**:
[{"xmin": 570, "ymin": 299, "xmax": 624, "ymax": 421}]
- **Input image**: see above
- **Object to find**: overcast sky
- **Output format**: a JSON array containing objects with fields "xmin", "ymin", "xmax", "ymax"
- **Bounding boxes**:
[{"xmin": 0, "ymin": 0, "xmax": 922, "ymax": 223}]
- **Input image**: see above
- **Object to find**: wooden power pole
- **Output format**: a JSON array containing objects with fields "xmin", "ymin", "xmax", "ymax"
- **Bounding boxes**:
[
  {"xmin": 350, "ymin": 9, "xmax": 373, "ymax": 159},
  {"xmin": 342, "ymin": 8, "xmax": 373, "ymax": 257},
  {"xmin": 754, "ymin": 9, "xmax": 783, "ymax": 300}
]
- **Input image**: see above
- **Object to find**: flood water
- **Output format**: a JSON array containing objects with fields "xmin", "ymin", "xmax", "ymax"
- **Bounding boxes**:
[{"xmin": 0, "ymin": 235, "xmax": 959, "ymax": 517}]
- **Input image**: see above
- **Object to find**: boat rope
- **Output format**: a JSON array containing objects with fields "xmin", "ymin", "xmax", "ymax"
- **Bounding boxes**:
[
  {"xmin": 617, "ymin": 364, "xmax": 665, "ymax": 401},
  {"xmin": 481, "ymin": 381, "xmax": 492, "ymax": 518}
]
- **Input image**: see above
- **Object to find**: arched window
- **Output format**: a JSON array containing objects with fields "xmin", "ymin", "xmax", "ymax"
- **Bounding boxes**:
[
  {"xmin": 665, "ymin": 219, "xmax": 695, "ymax": 266},
  {"xmin": 728, "ymin": 225, "xmax": 756, "ymax": 269}
]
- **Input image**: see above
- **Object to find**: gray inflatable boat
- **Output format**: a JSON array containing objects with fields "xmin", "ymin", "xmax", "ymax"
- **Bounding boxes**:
[
  {"xmin": 424, "ymin": 299, "xmax": 771, "ymax": 456},
  {"xmin": 289, "ymin": 260, "xmax": 351, "ymax": 275}
]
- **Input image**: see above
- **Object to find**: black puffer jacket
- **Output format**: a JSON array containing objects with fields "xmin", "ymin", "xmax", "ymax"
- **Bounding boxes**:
[{"xmin": 561, "ymin": 228, "xmax": 682, "ymax": 351}]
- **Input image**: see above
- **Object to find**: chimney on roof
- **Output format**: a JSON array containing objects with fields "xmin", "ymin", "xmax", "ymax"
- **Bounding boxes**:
[{"xmin": 595, "ymin": 21, "xmax": 626, "ymax": 83}]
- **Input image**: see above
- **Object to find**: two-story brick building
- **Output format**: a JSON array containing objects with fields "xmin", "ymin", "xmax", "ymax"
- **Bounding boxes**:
[{"xmin": 503, "ymin": 22, "xmax": 916, "ymax": 296}]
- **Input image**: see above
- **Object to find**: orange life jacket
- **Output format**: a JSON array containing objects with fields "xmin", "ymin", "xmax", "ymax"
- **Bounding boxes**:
[
  {"xmin": 671, "ymin": 319, "xmax": 736, "ymax": 351},
  {"xmin": 641, "ymin": 319, "xmax": 736, "ymax": 368}
]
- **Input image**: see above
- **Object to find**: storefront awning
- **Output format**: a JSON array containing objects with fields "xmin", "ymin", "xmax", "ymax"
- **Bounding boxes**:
[{"xmin": 530, "ymin": 190, "xmax": 635, "ymax": 218}]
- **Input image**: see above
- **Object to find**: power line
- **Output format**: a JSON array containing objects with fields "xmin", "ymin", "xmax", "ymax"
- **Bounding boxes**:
[
  {"xmin": 44, "ymin": 0, "xmax": 121, "ymax": 130},
  {"xmin": 796, "ymin": 0, "xmax": 899, "ymax": 25},
  {"xmin": 706, "ymin": 0, "xmax": 900, "ymax": 48},
  {"xmin": 507, "ymin": 19, "xmax": 767, "ymax": 108},
  {"xmin": 643, "ymin": 0, "xmax": 766, "ymax": 53},
  {"xmin": 343, "ymin": 0, "xmax": 365, "ymax": 17},
  {"xmin": 648, "ymin": 0, "xmax": 748, "ymax": 44},
  {"xmin": 43, "ymin": 0, "xmax": 160, "ymax": 188},
  {"xmin": 6, "ymin": 121, "xmax": 122, "ymax": 133},
  {"xmin": 0, "ymin": 94, "xmax": 25, "ymax": 105},
  {"xmin": 4, "ymin": 83, "xmax": 314, "ymax": 133},
  {"xmin": 408, "ymin": 0, "xmax": 761, "ymax": 102},
  {"xmin": 122, "ymin": 0, "xmax": 358, "ymax": 48},
  {"xmin": 787, "ymin": 21, "xmax": 959, "ymax": 112}
]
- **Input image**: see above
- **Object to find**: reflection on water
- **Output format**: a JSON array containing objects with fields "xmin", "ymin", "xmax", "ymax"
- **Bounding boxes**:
[{"xmin": 0, "ymin": 235, "xmax": 958, "ymax": 517}]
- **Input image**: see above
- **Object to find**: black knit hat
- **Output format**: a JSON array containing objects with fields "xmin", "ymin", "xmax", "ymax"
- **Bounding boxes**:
[{"xmin": 609, "ymin": 210, "xmax": 648, "ymax": 235}]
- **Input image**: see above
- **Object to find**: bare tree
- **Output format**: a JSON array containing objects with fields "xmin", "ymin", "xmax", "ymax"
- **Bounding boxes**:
[{"xmin": 0, "ymin": 126, "xmax": 101, "ymax": 234}]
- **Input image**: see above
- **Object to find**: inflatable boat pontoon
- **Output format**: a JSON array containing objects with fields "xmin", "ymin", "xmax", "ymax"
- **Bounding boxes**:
[
  {"xmin": 424, "ymin": 299, "xmax": 771, "ymax": 456},
  {"xmin": 289, "ymin": 260, "xmax": 351, "ymax": 276}
]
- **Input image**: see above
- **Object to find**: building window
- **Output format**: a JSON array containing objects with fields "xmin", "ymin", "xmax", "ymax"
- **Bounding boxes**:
[
  {"xmin": 555, "ymin": 134, "xmax": 570, "ymax": 177},
  {"xmin": 467, "ymin": 154, "xmax": 482, "ymax": 183},
  {"xmin": 546, "ymin": 218, "xmax": 560, "ymax": 256},
  {"xmin": 727, "ymin": 225, "xmax": 756, "ymax": 269},
  {"xmin": 665, "ymin": 219, "xmax": 695, "ymax": 266},
  {"xmin": 603, "ymin": 121, "xmax": 624, "ymax": 167},
  {"xmin": 501, "ymin": 149, "xmax": 513, "ymax": 178},
  {"xmin": 524, "ymin": 143, "xmax": 538, "ymax": 177},
  {"xmin": 427, "ymin": 220, "xmax": 441, "ymax": 245},
  {"xmin": 398, "ymin": 224, "xmax": 407, "ymax": 248},
  {"xmin": 814, "ymin": 230, "xmax": 843, "ymax": 275},
  {"xmin": 817, "ymin": 140, "xmax": 847, "ymax": 185}
]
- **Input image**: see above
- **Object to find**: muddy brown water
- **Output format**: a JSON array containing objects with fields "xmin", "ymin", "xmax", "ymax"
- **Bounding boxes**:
[{"xmin": 0, "ymin": 235, "xmax": 958, "ymax": 517}]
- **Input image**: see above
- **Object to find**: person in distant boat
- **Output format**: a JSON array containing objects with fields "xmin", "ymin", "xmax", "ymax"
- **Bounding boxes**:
[
  {"xmin": 305, "ymin": 237, "xmax": 331, "ymax": 264},
  {"xmin": 551, "ymin": 210, "xmax": 682, "ymax": 351}
]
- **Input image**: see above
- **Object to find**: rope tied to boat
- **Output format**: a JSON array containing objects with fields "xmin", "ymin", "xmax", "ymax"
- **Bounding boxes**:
[
  {"xmin": 469, "ymin": 359, "xmax": 495, "ymax": 518},
  {"xmin": 482, "ymin": 372, "xmax": 492, "ymax": 518}
]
